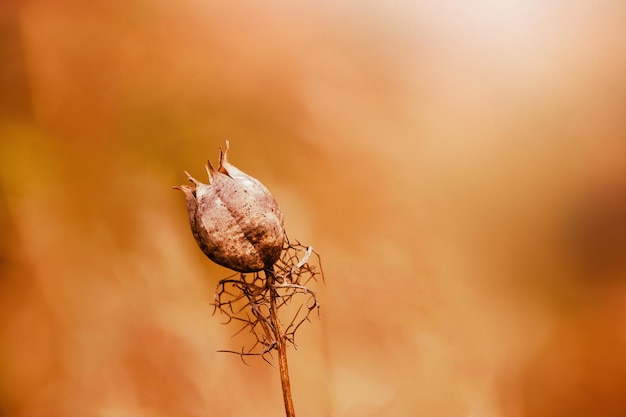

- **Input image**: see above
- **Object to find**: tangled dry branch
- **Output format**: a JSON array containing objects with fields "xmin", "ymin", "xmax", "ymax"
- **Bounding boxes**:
[{"xmin": 212, "ymin": 241, "xmax": 324, "ymax": 365}]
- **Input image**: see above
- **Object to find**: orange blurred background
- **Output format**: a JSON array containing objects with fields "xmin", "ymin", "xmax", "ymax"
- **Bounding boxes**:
[{"xmin": 1, "ymin": 1, "xmax": 626, "ymax": 416}]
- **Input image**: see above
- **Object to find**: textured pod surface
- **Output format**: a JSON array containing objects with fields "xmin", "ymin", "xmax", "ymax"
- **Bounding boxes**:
[{"xmin": 174, "ymin": 141, "xmax": 285, "ymax": 272}]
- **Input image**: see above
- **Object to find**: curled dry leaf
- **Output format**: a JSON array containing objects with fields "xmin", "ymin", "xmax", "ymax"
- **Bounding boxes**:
[{"xmin": 173, "ymin": 141, "xmax": 285, "ymax": 272}]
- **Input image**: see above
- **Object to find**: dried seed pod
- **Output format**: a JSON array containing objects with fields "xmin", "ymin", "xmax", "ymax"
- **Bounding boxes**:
[{"xmin": 174, "ymin": 141, "xmax": 285, "ymax": 272}]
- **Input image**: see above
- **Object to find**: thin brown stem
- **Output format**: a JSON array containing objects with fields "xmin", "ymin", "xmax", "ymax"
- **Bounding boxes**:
[{"xmin": 267, "ymin": 268, "xmax": 296, "ymax": 417}]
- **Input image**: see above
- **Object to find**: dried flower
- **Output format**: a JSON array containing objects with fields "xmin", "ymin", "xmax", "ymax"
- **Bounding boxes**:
[
  {"xmin": 173, "ymin": 141, "xmax": 285, "ymax": 272},
  {"xmin": 174, "ymin": 141, "xmax": 324, "ymax": 417}
]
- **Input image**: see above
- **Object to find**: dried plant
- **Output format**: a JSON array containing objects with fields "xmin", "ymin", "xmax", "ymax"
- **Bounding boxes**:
[{"xmin": 174, "ymin": 142, "xmax": 323, "ymax": 417}]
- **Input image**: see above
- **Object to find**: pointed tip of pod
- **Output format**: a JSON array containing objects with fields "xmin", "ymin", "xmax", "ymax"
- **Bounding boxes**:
[
  {"xmin": 172, "ymin": 183, "xmax": 195, "ymax": 196},
  {"xmin": 205, "ymin": 162, "xmax": 214, "ymax": 183},
  {"xmin": 218, "ymin": 140, "xmax": 230, "ymax": 174},
  {"xmin": 173, "ymin": 171, "xmax": 204, "ymax": 193},
  {"xmin": 184, "ymin": 170, "xmax": 200, "ymax": 184}
]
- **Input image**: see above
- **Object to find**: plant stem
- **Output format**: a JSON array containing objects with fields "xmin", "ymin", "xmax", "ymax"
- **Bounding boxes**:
[{"xmin": 267, "ymin": 268, "xmax": 296, "ymax": 417}]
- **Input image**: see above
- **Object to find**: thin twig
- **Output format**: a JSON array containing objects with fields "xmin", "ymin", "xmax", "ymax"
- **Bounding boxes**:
[{"xmin": 267, "ymin": 268, "xmax": 296, "ymax": 417}]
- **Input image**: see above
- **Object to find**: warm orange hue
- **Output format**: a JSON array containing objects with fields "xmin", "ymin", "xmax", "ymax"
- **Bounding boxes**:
[{"xmin": 1, "ymin": 1, "xmax": 626, "ymax": 416}]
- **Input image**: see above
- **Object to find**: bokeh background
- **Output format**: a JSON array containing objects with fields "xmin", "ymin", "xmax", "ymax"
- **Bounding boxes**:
[{"xmin": 1, "ymin": 1, "xmax": 626, "ymax": 416}]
